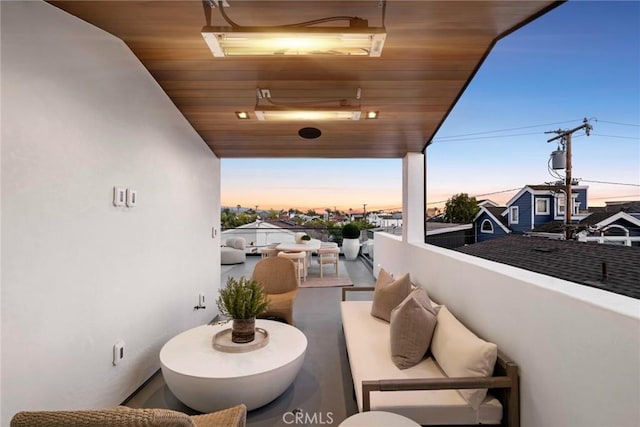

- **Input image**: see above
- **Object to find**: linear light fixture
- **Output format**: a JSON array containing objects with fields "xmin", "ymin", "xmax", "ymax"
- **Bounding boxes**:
[
  {"xmin": 202, "ymin": 26, "xmax": 386, "ymax": 57},
  {"xmin": 201, "ymin": 1, "xmax": 387, "ymax": 57},
  {"xmin": 254, "ymin": 105, "xmax": 361, "ymax": 121}
]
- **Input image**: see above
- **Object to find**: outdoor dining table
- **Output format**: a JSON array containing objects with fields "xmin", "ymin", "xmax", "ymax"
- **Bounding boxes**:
[{"xmin": 275, "ymin": 239, "xmax": 322, "ymax": 253}]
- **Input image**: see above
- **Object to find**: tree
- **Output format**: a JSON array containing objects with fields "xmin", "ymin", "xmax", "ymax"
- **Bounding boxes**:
[{"xmin": 443, "ymin": 193, "xmax": 479, "ymax": 223}]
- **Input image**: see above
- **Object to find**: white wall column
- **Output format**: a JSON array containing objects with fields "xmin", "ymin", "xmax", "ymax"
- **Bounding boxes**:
[
  {"xmin": 1, "ymin": 2, "xmax": 220, "ymax": 423},
  {"xmin": 402, "ymin": 152, "xmax": 425, "ymax": 244}
]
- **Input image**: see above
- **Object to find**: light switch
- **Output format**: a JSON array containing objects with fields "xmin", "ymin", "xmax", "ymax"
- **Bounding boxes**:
[
  {"xmin": 113, "ymin": 187, "xmax": 126, "ymax": 207},
  {"xmin": 126, "ymin": 189, "xmax": 137, "ymax": 207},
  {"xmin": 113, "ymin": 340, "xmax": 125, "ymax": 365}
]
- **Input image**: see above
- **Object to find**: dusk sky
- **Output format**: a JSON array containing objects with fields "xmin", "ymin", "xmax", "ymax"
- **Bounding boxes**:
[{"xmin": 221, "ymin": 1, "xmax": 640, "ymax": 213}]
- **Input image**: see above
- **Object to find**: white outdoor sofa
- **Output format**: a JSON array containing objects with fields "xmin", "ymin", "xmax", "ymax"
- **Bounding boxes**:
[
  {"xmin": 221, "ymin": 237, "xmax": 246, "ymax": 265},
  {"xmin": 341, "ymin": 286, "xmax": 519, "ymax": 427}
]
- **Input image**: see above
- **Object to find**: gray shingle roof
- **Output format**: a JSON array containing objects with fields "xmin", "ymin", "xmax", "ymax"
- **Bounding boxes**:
[
  {"xmin": 485, "ymin": 206, "xmax": 508, "ymax": 227},
  {"xmin": 580, "ymin": 202, "xmax": 640, "ymax": 227},
  {"xmin": 455, "ymin": 235, "xmax": 640, "ymax": 299}
]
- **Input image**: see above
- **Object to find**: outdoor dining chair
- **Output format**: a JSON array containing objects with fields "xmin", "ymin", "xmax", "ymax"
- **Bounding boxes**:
[{"xmin": 251, "ymin": 256, "xmax": 299, "ymax": 325}]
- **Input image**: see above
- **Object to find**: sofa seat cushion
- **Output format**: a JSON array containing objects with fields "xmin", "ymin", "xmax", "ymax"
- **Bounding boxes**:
[
  {"xmin": 341, "ymin": 300, "xmax": 502, "ymax": 425},
  {"xmin": 221, "ymin": 247, "xmax": 245, "ymax": 265}
]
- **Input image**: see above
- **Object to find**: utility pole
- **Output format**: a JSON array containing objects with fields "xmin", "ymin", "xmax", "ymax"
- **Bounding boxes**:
[{"xmin": 546, "ymin": 118, "xmax": 592, "ymax": 240}]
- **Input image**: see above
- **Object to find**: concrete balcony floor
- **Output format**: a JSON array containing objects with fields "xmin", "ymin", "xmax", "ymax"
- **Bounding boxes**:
[{"xmin": 125, "ymin": 255, "xmax": 377, "ymax": 427}]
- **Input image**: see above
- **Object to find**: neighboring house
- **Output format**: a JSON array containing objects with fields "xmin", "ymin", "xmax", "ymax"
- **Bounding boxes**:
[
  {"xmin": 475, "ymin": 189, "xmax": 640, "ymax": 246},
  {"xmin": 455, "ymin": 235, "xmax": 640, "ymax": 299},
  {"xmin": 504, "ymin": 184, "xmax": 589, "ymax": 233},
  {"xmin": 474, "ymin": 206, "xmax": 511, "ymax": 243},
  {"xmin": 477, "ymin": 199, "xmax": 500, "ymax": 208},
  {"xmin": 368, "ymin": 211, "xmax": 403, "ymax": 228},
  {"xmin": 425, "ymin": 222, "xmax": 473, "ymax": 249},
  {"xmin": 221, "ymin": 220, "xmax": 295, "ymax": 252},
  {"xmin": 576, "ymin": 201, "xmax": 640, "ymax": 247},
  {"xmin": 473, "ymin": 184, "xmax": 589, "ymax": 243}
]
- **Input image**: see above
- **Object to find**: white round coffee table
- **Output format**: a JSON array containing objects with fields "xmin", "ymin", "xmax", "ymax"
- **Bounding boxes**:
[
  {"xmin": 160, "ymin": 319, "xmax": 307, "ymax": 412},
  {"xmin": 339, "ymin": 411, "xmax": 421, "ymax": 427}
]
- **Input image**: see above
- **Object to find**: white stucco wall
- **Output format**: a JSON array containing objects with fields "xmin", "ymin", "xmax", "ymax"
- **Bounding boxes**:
[
  {"xmin": 1, "ymin": 1, "xmax": 221, "ymax": 424},
  {"xmin": 374, "ymin": 232, "xmax": 640, "ymax": 427}
]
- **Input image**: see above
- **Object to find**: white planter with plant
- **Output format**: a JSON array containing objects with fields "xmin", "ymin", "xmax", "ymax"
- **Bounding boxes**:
[
  {"xmin": 217, "ymin": 276, "xmax": 269, "ymax": 343},
  {"xmin": 342, "ymin": 223, "xmax": 361, "ymax": 261}
]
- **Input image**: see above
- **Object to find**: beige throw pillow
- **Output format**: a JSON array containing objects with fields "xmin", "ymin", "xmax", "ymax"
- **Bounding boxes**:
[
  {"xmin": 430, "ymin": 306, "xmax": 498, "ymax": 410},
  {"xmin": 370, "ymin": 269, "xmax": 411, "ymax": 322},
  {"xmin": 390, "ymin": 288, "xmax": 437, "ymax": 369}
]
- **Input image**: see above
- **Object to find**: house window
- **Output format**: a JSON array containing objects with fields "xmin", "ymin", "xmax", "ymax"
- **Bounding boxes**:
[
  {"xmin": 557, "ymin": 196, "xmax": 564, "ymax": 216},
  {"xmin": 510, "ymin": 206, "xmax": 519, "ymax": 224},
  {"xmin": 480, "ymin": 219, "xmax": 494, "ymax": 233},
  {"xmin": 556, "ymin": 195, "xmax": 579, "ymax": 216},
  {"xmin": 535, "ymin": 198, "xmax": 550, "ymax": 215}
]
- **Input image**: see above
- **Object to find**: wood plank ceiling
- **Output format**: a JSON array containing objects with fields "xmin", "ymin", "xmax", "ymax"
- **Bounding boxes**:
[{"xmin": 48, "ymin": 1, "xmax": 562, "ymax": 158}]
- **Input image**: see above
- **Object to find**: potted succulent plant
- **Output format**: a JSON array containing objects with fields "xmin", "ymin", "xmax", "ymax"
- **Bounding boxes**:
[
  {"xmin": 300, "ymin": 234, "xmax": 311, "ymax": 243},
  {"xmin": 217, "ymin": 276, "xmax": 269, "ymax": 343},
  {"xmin": 341, "ymin": 223, "xmax": 361, "ymax": 261}
]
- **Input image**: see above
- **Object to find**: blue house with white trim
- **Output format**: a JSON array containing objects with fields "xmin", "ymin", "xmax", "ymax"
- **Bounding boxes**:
[
  {"xmin": 474, "ymin": 206, "xmax": 511, "ymax": 242},
  {"xmin": 474, "ymin": 184, "xmax": 590, "ymax": 243}
]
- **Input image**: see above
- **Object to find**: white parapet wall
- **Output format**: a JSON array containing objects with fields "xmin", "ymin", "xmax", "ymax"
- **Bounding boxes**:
[{"xmin": 374, "ymin": 232, "xmax": 640, "ymax": 427}]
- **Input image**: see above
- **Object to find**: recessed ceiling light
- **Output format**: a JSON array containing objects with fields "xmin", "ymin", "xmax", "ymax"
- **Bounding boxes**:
[
  {"xmin": 366, "ymin": 111, "xmax": 379, "ymax": 119},
  {"xmin": 235, "ymin": 111, "xmax": 250, "ymax": 119}
]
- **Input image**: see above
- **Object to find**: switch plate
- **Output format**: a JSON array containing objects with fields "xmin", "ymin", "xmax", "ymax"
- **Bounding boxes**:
[
  {"xmin": 113, "ymin": 340, "xmax": 125, "ymax": 365},
  {"xmin": 126, "ymin": 189, "xmax": 137, "ymax": 207},
  {"xmin": 199, "ymin": 293, "xmax": 206, "ymax": 307},
  {"xmin": 113, "ymin": 187, "xmax": 126, "ymax": 207}
]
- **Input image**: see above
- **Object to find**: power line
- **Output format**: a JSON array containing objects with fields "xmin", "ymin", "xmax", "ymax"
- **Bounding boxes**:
[
  {"xmin": 589, "ymin": 194, "xmax": 640, "ymax": 201},
  {"xmin": 431, "ymin": 129, "xmax": 636, "ymax": 144},
  {"xmin": 432, "ymin": 131, "xmax": 542, "ymax": 143},
  {"xmin": 471, "ymin": 188, "xmax": 522, "ymax": 198},
  {"xmin": 596, "ymin": 119, "xmax": 640, "ymax": 127},
  {"xmin": 589, "ymin": 133, "xmax": 639, "ymax": 140},
  {"xmin": 426, "ymin": 187, "xmax": 521, "ymax": 205},
  {"xmin": 433, "ymin": 119, "xmax": 583, "ymax": 140},
  {"xmin": 581, "ymin": 179, "xmax": 640, "ymax": 187}
]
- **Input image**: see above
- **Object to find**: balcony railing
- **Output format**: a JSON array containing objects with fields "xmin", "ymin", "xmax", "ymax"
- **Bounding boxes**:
[{"xmin": 221, "ymin": 226, "xmax": 346, "ymax": 254}]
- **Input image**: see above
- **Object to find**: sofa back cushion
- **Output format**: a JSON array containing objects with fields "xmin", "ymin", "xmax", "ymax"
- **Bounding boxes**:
[
  {"xmin": 390, "ymin": 288, "xmax": 437, "ymax": 369},
  {"xmin": 370, "ymin": 268, "xmax": 411, "ymax": 322},
  {"xmin": 430, "ymin": 306, "xmax": 498, "ymax": 410}
]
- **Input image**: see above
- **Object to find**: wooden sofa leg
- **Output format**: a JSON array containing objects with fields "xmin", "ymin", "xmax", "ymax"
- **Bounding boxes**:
[
  {"xmin": 361, "ymin": 381, "xmax": 378, "ymax": 412},
  {"xmin": 505, "ymin": 363, "xmax": 520, "ymax": 427}
]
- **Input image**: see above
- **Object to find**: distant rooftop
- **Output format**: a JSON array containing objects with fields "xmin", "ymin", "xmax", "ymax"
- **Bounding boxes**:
[{"xmin": 455, "ymin": 235, "xmax": 640, "ymax": 299}]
